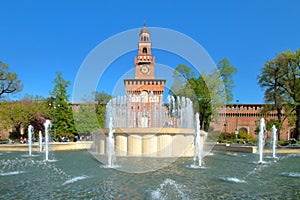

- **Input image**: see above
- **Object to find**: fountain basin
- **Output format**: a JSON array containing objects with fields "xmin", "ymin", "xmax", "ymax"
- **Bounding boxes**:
[
  {"xmin": 0, "ymin": 141, "xmax": 93, "ymax": 152},
  {"xmin": 213, "ymin": 143, "xmax": 258, "ymax": 153},
  {"xmin": 93, "ymin": 128, "xmax": 207, "ymax": 157}
]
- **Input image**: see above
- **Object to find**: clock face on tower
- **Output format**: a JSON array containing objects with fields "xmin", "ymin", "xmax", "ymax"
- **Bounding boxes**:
[{"xmin": 140, "ymin": 64, "xmax": 150, "ymax": 74}]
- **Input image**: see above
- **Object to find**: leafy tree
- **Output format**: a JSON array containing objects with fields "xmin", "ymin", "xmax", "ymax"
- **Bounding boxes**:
[
  {"xmin": 195, "ymin": 75, "xmax": 213, "ymax": 130},
  {"xmin": 94, "ymin": 91, "xmax": 112, "ymax": 128},
  {"xmin": 258, "ymin": 49, "xmax": 300, "ymax": 140},
  {"xmin": 0, "ymin": 61, "xmax": 23, "ymax": 99},
  {"xmin": 170, "ymin": 59, "xmax": 236, "ymax": 131},
  {"xmin": 73, "ymin": 103, "xmax": 99, "ymax": 134},
  {"xmin": 217, "ymin": 58, "xmax": 238, "ymax": 102},
  {"xmin": 50, "ymin": 72, "xmax": 76, "ymax": 138},
  {"xmin": 0, "ymin": 96, "xmax": 51, "ymax": 138}
]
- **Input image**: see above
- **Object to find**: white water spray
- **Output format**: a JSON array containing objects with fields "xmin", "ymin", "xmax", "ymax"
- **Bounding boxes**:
[
  {"xmin": 258, "ymin": 117, "xmax": 265, "ymax": 164},
  {"xmin": 107, "ymin": 117, "xmax": 116, "ymax": 167},
  {"xmin": 105, "ymin": 95, "xmax": 193, "ymax": 128},
  {"xmin": 271, "ymin": 125, "xmax": 277, "ymax": 159},
  {"xmin": 193, "ymin": 113, "xmax": 206, "ymax": 167},
  {"xmin": 39, "ymin": 130, "xmax": 43, "ymax": 152},
  {"xmin": 28, "ymin": 125, "xmax": 33, "ymax": 156},
  {"xmin": 44, "ymin": 119, "xmax": 51, "ymax": 162}
]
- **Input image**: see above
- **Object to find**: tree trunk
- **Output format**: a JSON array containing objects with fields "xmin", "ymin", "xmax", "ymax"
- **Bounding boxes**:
[
  {"xmin": 15, "ymin": 124, "xmax": 21, "ymax": 135},
  {"xmin": 276, "ymin": 107, "xmax": 282, "ymax": 141},
  {"xmin": 295, "ymin": 105, "xmax": 300, "ymax": 140},
  {"xmin": 200, "ymin": 113, "xmax": 205, "ymax": 131},
  {"xmin": 199, "ymin": 105, "xmax": 207, "ymax": 131}
]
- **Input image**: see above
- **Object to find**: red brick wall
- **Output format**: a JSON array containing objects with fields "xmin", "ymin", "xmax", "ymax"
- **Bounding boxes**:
[{"xmin": 210, "ymin": 104, "xmax": 293, "ymax": 140}]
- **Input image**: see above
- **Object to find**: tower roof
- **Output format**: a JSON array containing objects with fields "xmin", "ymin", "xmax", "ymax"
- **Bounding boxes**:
[{"xmin": 140, "ymin": 21, "xmax": 149, "ymax": 34}]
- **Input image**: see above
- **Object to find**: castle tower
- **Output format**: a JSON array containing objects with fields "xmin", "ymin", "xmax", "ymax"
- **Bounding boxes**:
[{"xmin": 124, "ymin": 24, "xmax": 166, "ymax": 127}]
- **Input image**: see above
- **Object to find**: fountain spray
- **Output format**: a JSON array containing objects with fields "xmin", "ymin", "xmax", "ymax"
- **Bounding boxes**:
[
  {"xmin": 107, "ymin": 117, "xmax": 116, "ymax": 167},
  {"xmin": 258, "ymin": 117, "xmax": 265, "ymax": 164},
  {"xmin": 39, "ymin": 130, "xmax": 43, "ymax": 152},
  {"xmin": 44, "ymin": 119, "xmax": 51, "ymax": 162},
  {"xmin": 28, "ymin": 125, "xmax": 33, "ymax": 156},
  {"xmin": 271, "ymin": 125, "xmax": 277, "ymax": 159},
  {"xmin": 194, "ymin": 113, "xmax": 203, "ymax": 167}
]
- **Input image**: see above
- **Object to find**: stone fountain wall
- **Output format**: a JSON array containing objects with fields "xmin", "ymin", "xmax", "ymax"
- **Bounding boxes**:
[{"xmin": 93, "ymin": 128, "xmax": 207, "ymax": 157}]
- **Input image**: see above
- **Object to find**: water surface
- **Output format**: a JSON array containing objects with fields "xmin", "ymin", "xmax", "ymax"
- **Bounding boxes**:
[{"xmin": 0, "ymin": 150, "xmax": 299, "ymax": 199}]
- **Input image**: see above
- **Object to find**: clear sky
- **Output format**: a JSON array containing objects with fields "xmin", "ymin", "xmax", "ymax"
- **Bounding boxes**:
[{"xmin": 0, "ymin": 0, "xmax": 299, "ymax": 104}]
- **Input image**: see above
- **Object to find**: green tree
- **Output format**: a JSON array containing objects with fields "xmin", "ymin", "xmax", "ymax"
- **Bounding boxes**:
[
  {"xmin": 170, "ymin": 59, "xmax": 236, "ymax": 131},
  {"xmin": 217, "ymin": 58, "xmax": 238, "ymax": 102},
  {"xmin": 0, "ymin": 61, "xmax": 23, "ymax": 99},
  {"xmin": 0, "ymin": 96, "xmax": 51, "ymax": 138},
  {"xmin": 50, "ymin": 72, "xmax": 76, "ymax": 138},
  {"xmin": 73, "ymin": 103, "xmax": 99, "ymax": 134},
  {"xmin": 94, "ymin": 91, "xmax": 112, "ymax": 128},
  {"xmin": 258, "ymin": 49, "xmax": 300, "ymax": 140}
]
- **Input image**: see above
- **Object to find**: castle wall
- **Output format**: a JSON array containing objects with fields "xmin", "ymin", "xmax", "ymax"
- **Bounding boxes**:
[{"xmin": 210, "ymin": 104, "xmax": 292, "ymax": 140}]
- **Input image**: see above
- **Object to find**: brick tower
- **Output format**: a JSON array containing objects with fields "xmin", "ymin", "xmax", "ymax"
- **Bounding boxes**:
[{"xmin": 124, "ymin": 24, "xmax": 166, "ymax": 127}]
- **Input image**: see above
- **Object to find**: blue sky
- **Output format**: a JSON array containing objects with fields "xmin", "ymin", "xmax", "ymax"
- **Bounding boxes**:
[{"xmin": 0, "ymin": 0, "xmax": 299, "ymax": 104}]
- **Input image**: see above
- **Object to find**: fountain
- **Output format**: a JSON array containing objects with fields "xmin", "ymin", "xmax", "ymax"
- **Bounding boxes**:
[
  {"xmin": 92, "ymin": 95, "xmax": 199, "ymax": 172},
  {"xmin": 258, "ymin": 117, "xmax": 266, "ymax": 164},
  {"xmin": 0, "ymin": 150, "xmax": 299, "ymax": 199},
  {"xmin": 192, "ymin": 113, "xmax": 207, "ymax": 168},
  {"xmin": 39, "ymin": 130, "xmax": 43, "ymax": 152},
  {"xmin": 193, "ymin": 113, "xmax": 201, "ymax": 167},
  {"xmin": 44, "ymin": 119, "xmax": 51, "ymax": 162},
  {"xmin": 28, "ymin": 125, "xmax": 33, "ymax": 156},
  {"xmin": 107, "ymin": 117, "xmax": 116, "ymax": 167},
  {"xmin": 271, "ymin": 125, "xmax": 277, "ymax": 159}
]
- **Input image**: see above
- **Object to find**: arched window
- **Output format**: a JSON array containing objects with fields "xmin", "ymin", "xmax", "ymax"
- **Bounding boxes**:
[
  {"xmin": 239, "ymin": 127, "xmax": 248, "ymax": 134},
  {"xmin": 144, "ymin": 36, "xmax": 146, "ymax": 41},
  {"xmin": 143, "ymin": 47, "xmax": 147, "ymax": 54}
]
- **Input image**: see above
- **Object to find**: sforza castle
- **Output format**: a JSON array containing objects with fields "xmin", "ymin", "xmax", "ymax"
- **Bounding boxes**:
[
  {"xmin": 210, "ymin": 103, "xmax": 293, "ymax": 140},
  {"xmin": 71, "ymin": 102, "xmax": 294, "ymax": 141}
]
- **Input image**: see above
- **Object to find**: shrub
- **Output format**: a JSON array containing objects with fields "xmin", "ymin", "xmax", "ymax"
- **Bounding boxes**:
[
  {"xmin": 218, "ymin": 132, "xmax": 236, "ymax": 143},
  {"xmin": 278, "ymin": 140, "xmax": 289, "ymax": 146},
  {"xmin": 9, "ymin": 131, "xmax": 22, "ymax": 140}
]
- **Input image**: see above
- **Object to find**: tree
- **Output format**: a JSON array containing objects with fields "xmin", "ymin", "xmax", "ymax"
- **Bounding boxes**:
[
  {"xmin": 217, "ymin": 58, "xmax": 238, "ymax": 102},
  {"xmin": 170, "ymin": 59, "xmax": 237, "ymax": 131},
  {"xmin": 0, "ymin": 96, "xmax": 51, "ymax": 138},
  {"xmin": 258, "ymin": 49, "xmax": 300, "ymax": 140},
  {"xmin": 0, "ymin": 61, "xmax": 23, "ymax": 99},
  {"xmin": 73, "ymin": 103, "xmax": 99, "ymax": 134},
  {"xmin": 50, "ymin": 72, "xmax": 76, "ymax": 138},
  {"xmin": 258, "ymin": 56, "xmax": 287, "ymax": 140},
  {"xmin": 94, "ymin": 91, "xmax": 112, "ymax": 128}
]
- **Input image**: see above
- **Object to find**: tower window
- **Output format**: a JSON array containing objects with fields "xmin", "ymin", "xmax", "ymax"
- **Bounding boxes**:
[{"xmin": 143, "ymin": 47, "xmax": 147, "ymax": 54}]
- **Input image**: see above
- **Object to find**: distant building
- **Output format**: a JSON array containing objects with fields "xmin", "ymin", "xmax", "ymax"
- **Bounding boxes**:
[
  {"xmin": 123, "ymin": 24, "xmax": 166, "ymax": 128},
  {"xmin": 210, "ymin": 103, "xmax": 294, "ymax": 140}
]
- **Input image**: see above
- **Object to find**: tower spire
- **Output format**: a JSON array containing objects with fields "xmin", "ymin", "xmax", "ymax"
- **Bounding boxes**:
[{"xmin": 144, "ymin": 19, "xmax": 146, "ymax": 27}]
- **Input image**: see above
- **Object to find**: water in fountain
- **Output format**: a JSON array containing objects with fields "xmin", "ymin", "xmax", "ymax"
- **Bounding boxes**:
[
  {"xmin": 193, "ymin": 113, "xmax": 201, "ymax": 166},
  {"xmin": 258, "ymin": 117, "xmax": 265, "ymax": 164},
  {"xmin": 105, "ymin": 95, "xmax": 194, "ymax": 128},
  {"xmin": 28, "ymin": 125, "xmax": 33, "ymax": 156},
  {"xmin": 167, "ymin": 95, "xmax": 194, "ymax": 128},
  {"xmin": 107, "ymin": 117, "xmax": 116, "ymax": 167},
  {"xmin": 192, "ymin": 113, "xmax": 207, "ymax": 168},
  {"xmin": 271, "ymin": 125, "xmax": 277, "ymax": 159},
  {"xmin": 102, "ymin": 95, "xmax": 195, "ymax": 171},
  {"xmin": 39, "ymin": 130, "xmax": 43, "ymax": 152},
  {"xmin": 44, "ymin": 119, "xmax": 51, "ymax": 162},
  {"xmin": 1, "ymin": 150, "xmax": 300, "ymax": 199}
]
